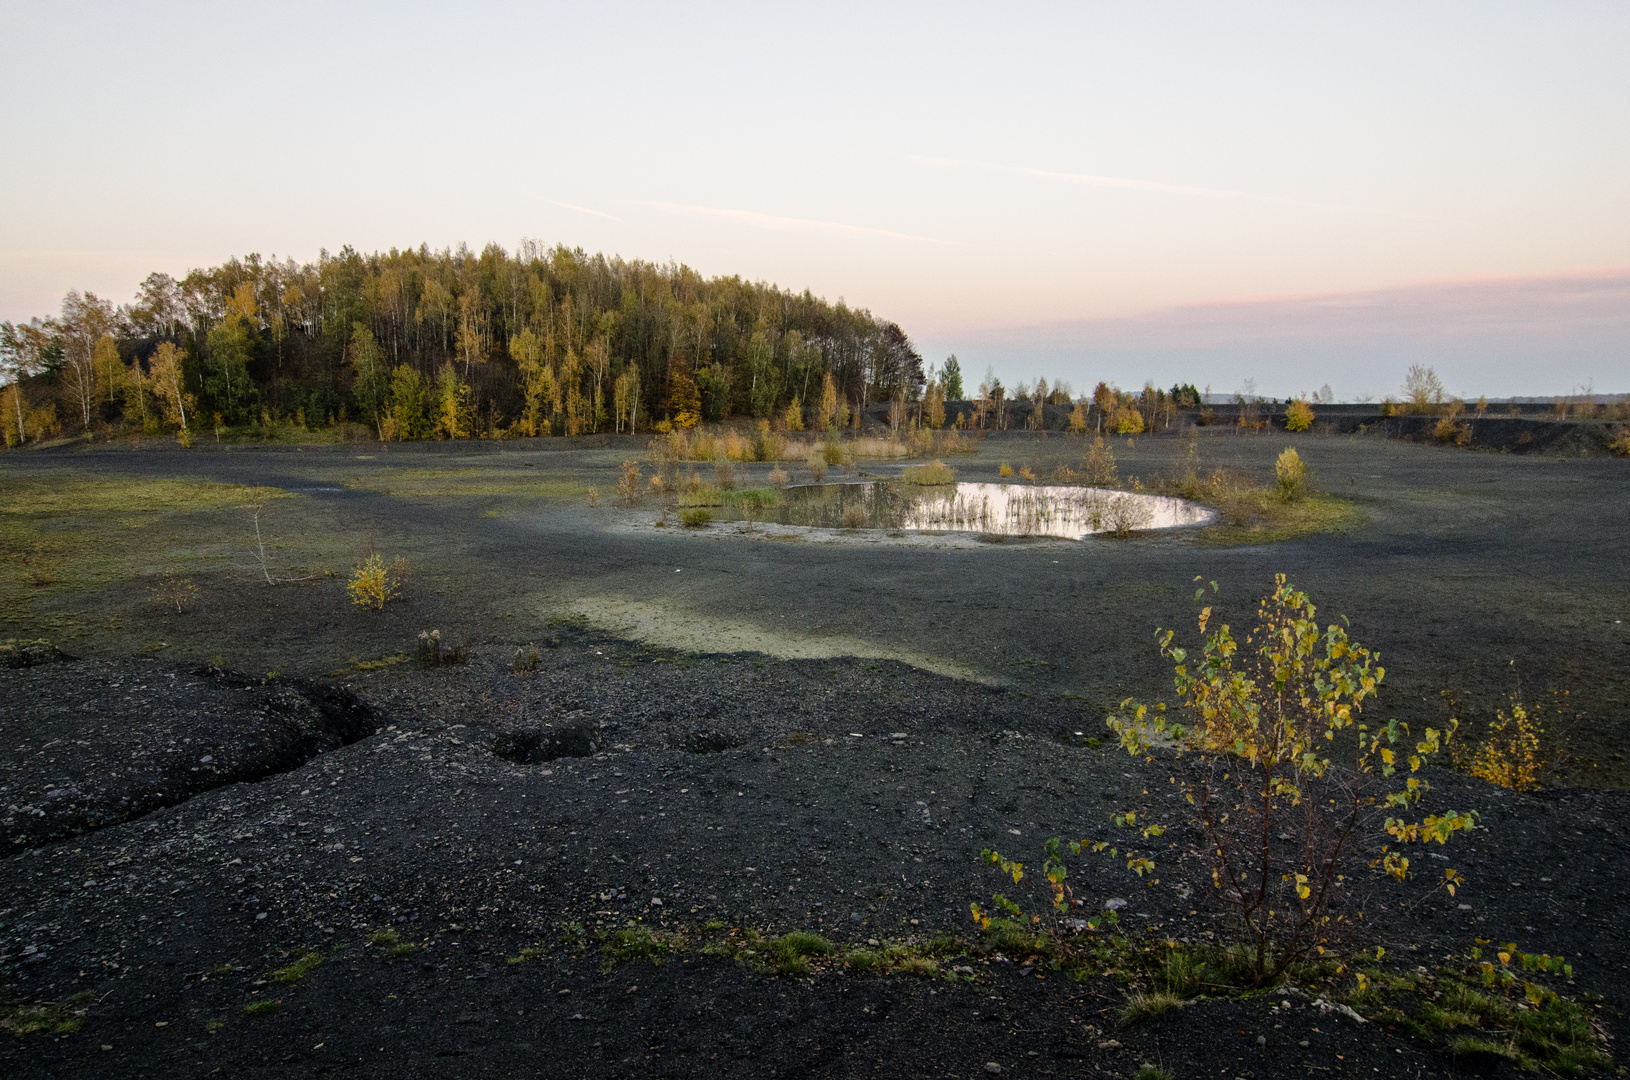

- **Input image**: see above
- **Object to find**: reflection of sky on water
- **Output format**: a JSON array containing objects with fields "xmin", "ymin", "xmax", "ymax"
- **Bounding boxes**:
[{"xmin": 760, "ymin": 482, "xmax": 1213, "ymax": 539}]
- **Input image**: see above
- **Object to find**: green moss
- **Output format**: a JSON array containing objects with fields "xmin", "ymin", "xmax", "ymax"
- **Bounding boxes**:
[{"xmin": 270, "ymin": 949, "xmax": 322, "ymax": 984}]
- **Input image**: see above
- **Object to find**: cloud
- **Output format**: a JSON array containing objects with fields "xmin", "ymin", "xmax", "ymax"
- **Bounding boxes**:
[
  {"xmin": 924, "ymin": 269, "xmax": 1630, "ymax": 398},
  {"xmin": 909, "ymin": 154, "xmax": 1418, "ymax": 217},
  {"xmin": 544, "ymin": 199, "xmax": 620, "ymax": 221},
  {"xmin": 634, "ymin": 201, "xmax": 948, "ymax": 243}
]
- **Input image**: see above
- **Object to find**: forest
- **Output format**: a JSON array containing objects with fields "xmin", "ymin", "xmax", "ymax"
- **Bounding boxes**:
[{"xmin": 0, "ymin": 241, "xmax": 952, "ymax": 446}]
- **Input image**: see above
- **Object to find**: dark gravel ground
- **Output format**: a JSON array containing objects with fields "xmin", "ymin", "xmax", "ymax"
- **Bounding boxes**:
[
  {"xmin": 0, "ymin": 429, "xmax": 1627, "ymax": 1078},
  {"xmin": 1, "ymin": 657, "xmax": 377, "ymax": 851}
]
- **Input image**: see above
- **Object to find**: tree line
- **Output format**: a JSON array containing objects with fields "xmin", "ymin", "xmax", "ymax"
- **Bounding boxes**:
[{"xmin": 0, "ymin": 241, "xmax": 936, "ymax": 445}]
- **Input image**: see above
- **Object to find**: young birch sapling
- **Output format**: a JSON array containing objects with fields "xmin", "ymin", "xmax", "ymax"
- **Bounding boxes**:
[
  {"xmin": 1104, "ymin": 575, "xmax": 1476, "ymax": 983},
  {"xmin": 974, "ymin": 575, "xmax": 1477, "ymax": 987}
]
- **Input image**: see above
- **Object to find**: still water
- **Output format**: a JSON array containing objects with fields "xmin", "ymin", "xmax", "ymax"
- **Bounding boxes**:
[{"xmin": 717, "ymin": 481, "xmax": 1213, "ymax": 539}]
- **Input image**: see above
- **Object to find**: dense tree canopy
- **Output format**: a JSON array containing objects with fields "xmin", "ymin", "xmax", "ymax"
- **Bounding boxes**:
[{"xmin": 1, "ymin": 241, "xmax": 928, "ymax": 442}]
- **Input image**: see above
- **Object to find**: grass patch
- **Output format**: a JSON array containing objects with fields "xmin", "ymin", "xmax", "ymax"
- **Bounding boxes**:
[
  {"xmin": 269, "ymin": 949, "xmax": 322, "ymax": 984},
  {"xmin": 1, "ymin": 992, "xmax": 93, "ymax": 1038},
  {"xmin": 1133, "ymin": 1065, "xmax": 1174, "ymax": 1080},
  {"xmin": 0, "ymin": 472, "xmax": 302, "ymax": 616},
  {"xmin": 1329, "ymin": 948, "xmax": 1613, "ymax": 1076},
  {"xmin": 1196, "ymin": 491, "xmax": 1362, "ymax": 546},
  {"xmin": 326, "ymin": 652, "xmax": 410, "ymax": 676},
  {"xmin": 242, "ymin": 999, "xmax": 282, "ymax": 1017},
  {"xmin": 601, "ymin": 925, "xmax": 687, "ymax": 968},
  {"xmin": 767, "ymin": 931, "xmax": 833, "ymax": 975},
  {"xmin": 342, "ymin": 469, "xmax": 583, "ymax": 498},
  {"xmin": 1117, "ymin": 990, "xmax": 1186, "ymax": 1028},
  {"xmin": 507, "ymin": 946, "xmax": 545, "ymax": 965},
  {"xmin": 366, "ymin": 929, "xmax": 417, "ymax": 958},
  {"xmin": 679, "ymin": 508, "xmax": 712, "ymax": 527},
  {"xmin": 981, "ymin": 920, "xmax": 1054, "ymax": 961},
  {"xmin": 1144, "ymin": 456, "xmax": 1364, "ymax": 546},
  {"xmin": 901, "ymin": 460, "xmax": 955, "ymax": 485},
  {"xmin": 0, "ymin": 474, "xmax": 290, "ymax": 517}
]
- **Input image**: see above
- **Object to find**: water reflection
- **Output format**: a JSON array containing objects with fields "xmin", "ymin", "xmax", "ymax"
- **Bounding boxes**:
[{"xmin": 722, "ymin": 481, "xmax": 1213, "ymax": 539}]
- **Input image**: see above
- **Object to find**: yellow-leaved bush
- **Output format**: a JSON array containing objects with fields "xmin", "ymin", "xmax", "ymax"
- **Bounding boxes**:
[{"xmin": 1094, "ymin": 574, "xmax": 1476, "ymax": 983}]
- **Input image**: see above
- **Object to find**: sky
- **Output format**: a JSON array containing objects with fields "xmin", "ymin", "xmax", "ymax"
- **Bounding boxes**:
[{"xmin": 2, "ymin": 1, "xmax": 1627, "ymax": 399}]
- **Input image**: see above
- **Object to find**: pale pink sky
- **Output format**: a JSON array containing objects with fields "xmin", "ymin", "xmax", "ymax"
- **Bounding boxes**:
[{"xmin": 2, "ymin": 1, "xmax": 1626, "ymax": 396}]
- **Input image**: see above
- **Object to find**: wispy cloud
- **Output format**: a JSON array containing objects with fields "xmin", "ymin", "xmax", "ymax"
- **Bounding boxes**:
[
  {"xmin": 635, "ymin": 201, "xmax": 949, "ymax": 243},
  {"xmin": 909, "ymin": 155, "xmax": 1418, "ymax": 217},
  {"xmin": 546, "ymin": 199, "xmax": 620, "ymax": 221}
]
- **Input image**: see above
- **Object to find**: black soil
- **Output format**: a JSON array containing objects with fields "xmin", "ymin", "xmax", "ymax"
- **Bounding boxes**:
[{"xmin": 1, "ymin": 429, "xmax": 1627, "ymax": 1078}]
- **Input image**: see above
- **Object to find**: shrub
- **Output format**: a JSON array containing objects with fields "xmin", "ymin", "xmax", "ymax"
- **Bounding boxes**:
[
  {"xmin": 1110, "ymin": 405, "xmax": 1145, "ymax": 434},
  {"xmin": 998, "ymin": 462, "xmax": 1013, "ymax": 478},
  {"xmin": 1082, "ymin": 437, "xmax": 1117, "ymax": 486},
  {"xmin": 680, "ymin": 508, "xmax": 711, "ymax": 527},
  {"xmin": 1609, "ymin": 427, "xmax": 1630, "ymax": 457},
  {"xmin": 768, "ymin": 467, "xmax": 790, "ymax": 487},
  {"xmin": 1101, "ymin": 576, "xmax": 1475, "ymax": 984},
  {"xmin": 840, "ymin": 504, "xmax": 868, "ymax": 529},
  {"xmin": 1103, "ymin": 493, "xmax": 1154, "ymax": 537},
  {"xmin": 902, "ymin": 460, "xmax": 955, "ymax": 485},
  {"xmin": 1285, "ymin": 398, "xmax": 1315, "ymax": 432},
  {"xmin": 752, "ymin": 420, "xmax": 786, "ymax": 462},
  {"xmin": 1274, "ymin": 447, "xmax": 1307, "ymax": 501},
  {"xmin": 616, "ymin": 461, "xmax": 642, "ymax": 505},
  {"xmin": 511, "ymin": 643, "xmax": 541, "ymax": 675},
  {"xmin": 417, "ymin": 629, "xmax": 467, "ymax": 667},
  {"xmin": 1433, "ymin": 416, "xmax": 1471, "ymax": 446},
  {"xmin": 1452, "ymin": 693, "xmax": 1544, "ymax": 791},
  {"xmin": 347, "ymin": 553, "xmax": 400, "ymax": 610}
]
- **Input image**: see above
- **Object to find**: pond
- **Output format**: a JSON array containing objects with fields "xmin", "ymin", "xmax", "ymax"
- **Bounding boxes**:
[{"xmin": 696, "ymin": 481, "xmax": 1214, "ymax": 539}]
